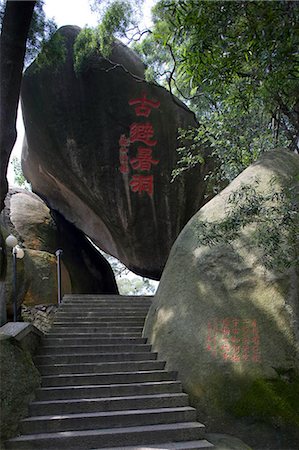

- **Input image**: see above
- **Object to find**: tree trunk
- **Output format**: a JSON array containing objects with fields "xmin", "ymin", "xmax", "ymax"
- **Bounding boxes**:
[{"xmin": 0, "ymin": 0, "xmax": 35, "ymax": 212}]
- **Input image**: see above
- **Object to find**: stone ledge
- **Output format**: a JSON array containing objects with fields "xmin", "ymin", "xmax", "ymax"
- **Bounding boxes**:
[
  {"xmin": 0, "ymin": 322, "xmax": 43, "ymax": 340},
  {"xmin": 0, "ymin": 322, "xmax": 43, "ymax": 356}
]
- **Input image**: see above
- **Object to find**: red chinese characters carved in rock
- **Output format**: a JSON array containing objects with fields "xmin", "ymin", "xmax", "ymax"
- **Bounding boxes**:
[
  {"xmin": 129, "ymin": 93, "xmax": 161, "ymax": 118},
  {"xmin": 119, "ymin": 134, "xmax": 130, "ymax": 174},
  {"xmin": 130, "ymin": 147, "xmax": 159, "ymax": 172},
  {"xmin": 129, "ymin": 122, "xmax": 157, "ymax": 147},
  {"xmin": 118, "ymin": 93, "xmax": 161, "ymax": 197},
  {"xmin": 206, "ymin": 318, "xmax": 261, "ymax": 363},
  {"xmin": 129, "ymin": 174, "xmax": 154, "ymax": 196}
]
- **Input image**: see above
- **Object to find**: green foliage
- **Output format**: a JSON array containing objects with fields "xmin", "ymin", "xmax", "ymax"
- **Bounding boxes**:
[
  {"xmin": 25, "ymin": 0, "xmax": 58, "ymax": 67},
  {"xmin": 232, "ymin": 375, "xmax": 299, "ymax": 428},
  {"xmin": 0, "ymin": 0, "xmax": 61, "ymax": 69},
  {"xmin": 151, "ymin": 0, "xmax": 299, "ymax": 110},
  {"xmin": 173, "ymin": 101, "xmax": 289, "ymax": 186},
  {"xmin": 98, "ymin": 0, "xmax": 135, "ymax": 56},
  {"xmin": 195, "ymin": 177, "xmax": 299, "ymax": 271},
  {"xmin": 74, "ymin": 0, "xmax": 134, "ymax": 73},
  {"xmin": 135, "ymin": 0, "xmax": 299, "ymax": 181},
  {"xmin": 11, "ymin": 157, "xmax": 26, "ymax": 188},
  {"xmin": 172, "ymin": 127, "xmax": 206, "ymax": 180},
  {"xmin": 74, "ymin": 27, "xmax": 99, "ymax": 73},
  {"xmin": 74, "ymin": 0, "xmax": 141, "ymax": 72},
  {"xmin": 34, "ymin": 32, "xmax": 66, "ymax": 71}
]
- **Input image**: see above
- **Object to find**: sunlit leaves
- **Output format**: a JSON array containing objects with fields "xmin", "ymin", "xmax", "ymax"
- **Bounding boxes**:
[
  {"xmin": 98, "ymin": 0, "xmax": 135, "ymax": 56},
  {"xmin": 196, "ymin": 177, "xmax": 299, "ymax": 271},
  {"xmin": 74, "ymin": 27, "xmax": 99, "ymax": 72}
]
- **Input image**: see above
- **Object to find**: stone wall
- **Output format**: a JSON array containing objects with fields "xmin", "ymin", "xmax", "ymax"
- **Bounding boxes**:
[{"xmin": 21, "ymin": 304, "xmax": 58, "ymax": 333}]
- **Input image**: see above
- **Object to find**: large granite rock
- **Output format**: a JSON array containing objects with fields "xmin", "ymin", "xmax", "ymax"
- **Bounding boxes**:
[
  {"xmin": 0, "ymin": 189, "xmax": 118, "ymax": 317},
  {"xmin": 144, "ymin": 150, "xmax": 299, "ymax": 448},
  {"xmin": 8, "ymin": 190, "xmax": 57, "ymax": 251},
  {"xmin": 21, "ymin": 26, "xmax": 212, "ymax": 279}
]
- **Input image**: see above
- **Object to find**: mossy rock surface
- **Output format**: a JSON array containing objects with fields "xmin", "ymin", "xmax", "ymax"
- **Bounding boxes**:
[
  {"xmin": 0, "ymin": 334, "xmax": 40, "ymax": 443},
  {"xmin": 232, "ymin": 376, "xmax": 299, "ymax": 428}
]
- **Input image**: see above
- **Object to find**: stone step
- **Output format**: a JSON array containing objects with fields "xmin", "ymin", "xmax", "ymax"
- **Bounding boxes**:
[
  {"xmin": 42, "ymin": 336, "xmax": 148, "ymax": 345},
  {"xmin": 47, "ymin": 326, "xmax": 144, "ymax": 334},
  {"xmin": 55, "ymin": 308, "xmax": 150, "ymax": 313},
  {"xmin": 38, "ymin": 360, "xmax": 166, "ymax": 375},
  {"xmin": 61, "ymin": 299, "xmax": 153, "ymax": 305},
  {"xmin": 35, "ymin": 381, "xmax": 182, "ymax": 401},
  {"xmin": 6, "ymin": 422, "xmax": 204, "ymax": 449},
  {"xmin": 45, "ymin": 332, "xmax": 143, "ymax": 339},
  {"xmin": 38, "ymin": 344, "xmax": 152, "ymax": 355},
  {"xmin": 54, "ymin": 314, "xmax": 148, "ymax": 320},
  {"xmin": 29, "ymin": 393, "xmax": 190, "ymax": 415},
  {"xmin": 57, "ymin": 303, "xmax": 151, "ymax": 308},
  {"xmin": 62, "ymin": 297, "xmax": 152, "ymax": 302},
  {"xmin": 99, "ymin": 441, "xmax": 214, "ymax": 450},
  {"xmin": 59, "ymin": 303, "xmax": 152, "ymax": 309},
  {"xmin": 41, "ymin": 370, "xmax": 178, "ymax": 387},
  {"xmin": 51, "ymin": 320, "xmax": 146, "ymax": 327},
  {"xmin": 35, "ymin": 352, "xmax": 157, "ymax": 365},
  {"xmin": 63, "ymin": 295, "xmax": 153, "ymax": 299},
  {"xmin": 53, "ymin": 314, "xmax": 147, "ymax": 320},
  {"xmin": 21, "ymin": 406, "xmax": 197, "ymax": 434},
  {"xmin": 6, "ymin": 294, "xmax": 213, "ymax": 450}
]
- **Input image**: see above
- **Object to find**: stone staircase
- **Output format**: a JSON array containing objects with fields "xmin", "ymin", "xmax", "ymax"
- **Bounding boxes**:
[{"xmin": 6, "ymin": 295, "xmax": 213, "ymax": 450}]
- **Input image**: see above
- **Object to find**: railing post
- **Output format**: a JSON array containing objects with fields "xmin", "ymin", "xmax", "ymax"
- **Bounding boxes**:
[{"xmin": 55, "ymin": 249, "xmax": 63, "ymax": 305}]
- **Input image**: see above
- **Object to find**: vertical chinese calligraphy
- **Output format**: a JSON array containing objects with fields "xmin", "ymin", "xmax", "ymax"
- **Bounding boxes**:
[
  {"xmin": 119, "ymin": 134, "xmax": 130, "ymax": 174},
  {"xmin": 118, "ymin": 93, "xmax": 161, "ymax": 197},
  {"xmin": 206, "ymin": 318, "xmax": 261, "ymax": 363}
]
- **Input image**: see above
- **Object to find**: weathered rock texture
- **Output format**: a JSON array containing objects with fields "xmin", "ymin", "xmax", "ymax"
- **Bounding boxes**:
[
  {"xmin": 21, "ymin": 304, "xmax": 58, "ymax": 333},
  {"xmin": 0, "ymin": 334, "xmax": 40, "ymax": 443},
  {"xmin": 144, "ymin": 150, "xmax": 299, "ymax": 448},
  {"xmin": 0, "ymin": 188, "xmax": 118, "ymax": 316},
  {"xmin": 21, "ymin": 26, "xmax": 212, "ymax": 279}
]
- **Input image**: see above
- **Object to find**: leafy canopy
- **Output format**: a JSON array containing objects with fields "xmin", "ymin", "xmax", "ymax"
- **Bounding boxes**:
[
  {"xmin": 74, "ymin": 0, "xmax": 143, "ymax": 72},
  {"xmin": 133, "ymin": 0, "xmax": 299, "ymax": 182}
]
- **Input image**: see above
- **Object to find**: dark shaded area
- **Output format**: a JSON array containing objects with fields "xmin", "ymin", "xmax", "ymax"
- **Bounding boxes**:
[
  {"xmin": 0, "ymin": 0, "xmax": 35, "ymax": 212},
  {"xmin": 52, "ymin": 210, "xmax": 118, "ymax": 294}
]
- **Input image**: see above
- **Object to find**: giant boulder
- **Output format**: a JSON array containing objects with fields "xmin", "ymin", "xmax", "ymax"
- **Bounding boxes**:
[
  {"xmin": 21, "ymin": 26, "xmax": 212, "ymax": 279},
  {"xmin": 143, "ymin": 150, "xmax": 299, "ymax": 448}
]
